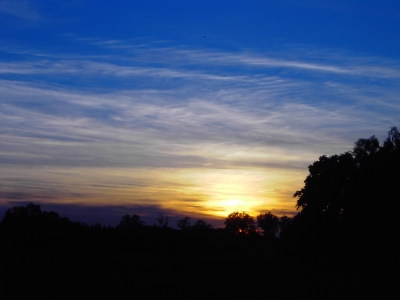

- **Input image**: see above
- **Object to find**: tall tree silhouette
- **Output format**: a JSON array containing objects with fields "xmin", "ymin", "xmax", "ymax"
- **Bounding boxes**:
[
  {"xmin": 293, "ymin": 127, "xmax": 400, "ymax": 243},
  {"xmin": 293, "ymin": 152, "xmax": 357, "ymax": 239}
]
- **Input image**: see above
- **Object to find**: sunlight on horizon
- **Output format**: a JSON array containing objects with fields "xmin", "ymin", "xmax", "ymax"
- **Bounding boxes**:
[{"xmin": 0, "ymin": 165, "xmax": 303, "ymax": 219}]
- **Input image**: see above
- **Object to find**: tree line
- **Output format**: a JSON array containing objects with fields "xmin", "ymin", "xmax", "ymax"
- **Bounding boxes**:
[
  {"xmin": 0, "ymin": 202, "xmax": 287, "ymax": 236},
  {"xmin": 1, "ymin": 126, "xmax": 399, "ymax": 252}
]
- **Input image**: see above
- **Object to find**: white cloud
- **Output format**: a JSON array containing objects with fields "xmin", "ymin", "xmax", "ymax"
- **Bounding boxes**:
[
  {"xmin": 0, "ymin": 0, "xmax": 40, "ymax": 21},
  {"xmin": 1, "ymin": 42, "xmax": 399, "ymax": 217}
]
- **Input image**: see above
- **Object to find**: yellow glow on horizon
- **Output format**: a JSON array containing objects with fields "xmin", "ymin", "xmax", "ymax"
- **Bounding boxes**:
[
  {"xmin": 204, "ymin": 197, "xmax": 259, "ymax": 217},
  {"xmin": 221, "ymin": 198, "xmax": 242, "ymax": 207},
  {"xmin": 0, "ymin": 165, "xmax": 305, "ymax": 219}
]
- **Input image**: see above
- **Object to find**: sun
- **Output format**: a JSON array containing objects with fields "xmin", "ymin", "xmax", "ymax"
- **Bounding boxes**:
[
  {"xmin": 217, "ymin": 198, "xmax": 255, "ymax": 215},
  {"xmin": 221, "ymin": 198, "xmax": 243, "ymax": 208},
  {"xmin": 201, "ymin": 195, "xmax": 265, "ymax": 218}
]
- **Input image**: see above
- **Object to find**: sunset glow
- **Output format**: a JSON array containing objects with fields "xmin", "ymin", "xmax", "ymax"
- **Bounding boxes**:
[{"xmin": 1, "ymin": 1, "xmax": 399, "ymax": 226}]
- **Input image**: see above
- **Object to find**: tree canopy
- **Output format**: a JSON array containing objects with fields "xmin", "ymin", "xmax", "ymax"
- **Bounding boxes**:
[
  {"xmin": 293, "ymin": 127, "xmax": 400, "ymax": 242},
  {"xmin": 257, "ymin": 212, "xmax": 279, "ymax": 237},
  {"xmin": 176, "ymin": 217, "xmax": 191, "ymax": 230},
  {"xmin": 117, "ymin": 214, "xmax": 145, "ymax": 229},
  {"xmin": 224, "ymin": 211, "xmax": 256, "ymax": 234}
]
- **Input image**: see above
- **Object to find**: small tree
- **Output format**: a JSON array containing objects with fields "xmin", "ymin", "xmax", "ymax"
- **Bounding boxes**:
[
  {"xmin": 177, "ymin": 217, "xmax": 191, "ymax": 230},
  {"xmin": 224, "ymin": 211, "xmax": 255, "ymax": 234},
  {"xmin": 117, "ymin": 214, "xmax": 145, "ymax": 229},
  {"xmin": 156, "ymin": 215, "xmax": 169, "ymax": 228},
  {"xmin": 257, "ymin": 212, "xmax": 279, "ymax": 237},
  {"xmin": 192, "ymin": 219, "xmax": 213, "ymax": 230}
]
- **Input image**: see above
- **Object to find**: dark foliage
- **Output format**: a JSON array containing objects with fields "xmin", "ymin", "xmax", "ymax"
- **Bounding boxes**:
[
  {"xmin": 176, "ymin": 217, "xmax": 213, "ymax": 231},
  {"xmin": 224, "ymin": 211, "xmax": 256, "ymax": 234},
  {"xmin": 292, "ymin": 127, "xmax": 400, "ymax": 250},
  {"xmin": 192, "ymin": 219, "xmax": 213, "ymax": 230},
  {"xmin": 278, "ymin": 215, "xmax": 293, "ymax": 238},
  {"xmin": 156, "ymin": 214, "xmax": 169, "ymax": 228},
  {"xmin": 117, "ymin": 214, "xmax": 145, "ymax": 229},
  {"xmin": 176, "ymin": 216, "xmax": 191, "ymax": 230},
  {"xmin": 1, "ymin": 127, "xmax": 398, "ymax": 297},
  {"xmin": 257, "ymin": 212, "xmax": 279, "ymax": 237}
]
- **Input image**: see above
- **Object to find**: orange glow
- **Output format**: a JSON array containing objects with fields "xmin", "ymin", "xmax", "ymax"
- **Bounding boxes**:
[{"xmin": 0, "ymin": 165, "xmax": 304, "ymax": 219}]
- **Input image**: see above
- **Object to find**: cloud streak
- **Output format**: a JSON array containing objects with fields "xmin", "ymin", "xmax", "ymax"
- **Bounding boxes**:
[
  {"xmin": 0, "ymin": 0, "xmax": 40, "ymax": 21},
  {"xmin": 3, "ymin": 48, "xmax": 400, "ymax": 80},
  {"xmin": 1, "ymin": 40, "xmax": 400, "ymax": 221}
]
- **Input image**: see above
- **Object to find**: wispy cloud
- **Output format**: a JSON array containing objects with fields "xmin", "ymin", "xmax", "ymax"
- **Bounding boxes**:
[
  {"xmin": 0, "ymin": 0, "xmax": 40, "ymax": 21},
  {"xmin": 3, "ymin": 43, "xmax": 400, "ymax": 80},
  {"xmin": 84, "ymin": 41, "xmax": 400, "ymax": 78},
  {"xmin": 1, "ymin": 41, "xmax": 399, "ymax": 219}
]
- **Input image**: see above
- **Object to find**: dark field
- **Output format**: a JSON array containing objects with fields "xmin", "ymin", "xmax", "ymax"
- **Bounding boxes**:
[{"xmin": 1, "ymin": 242, "xmax": 390, "ymax": 299}]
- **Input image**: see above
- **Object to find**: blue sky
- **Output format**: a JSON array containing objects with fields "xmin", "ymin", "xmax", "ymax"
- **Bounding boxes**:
[{"xmin": 1, "ymin": 1, "xmax": 399, "ymax": 227}]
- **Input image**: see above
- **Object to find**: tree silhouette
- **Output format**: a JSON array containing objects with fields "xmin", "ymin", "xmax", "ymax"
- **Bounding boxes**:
[
  {"xmin": 353, "ymin": 135, "xmax": 380, "ymax": 159},
  {"xmin": 293, "ymin": 151, "xmax": 357, "ymax": 239},
  {"xmin": 224, "ymin": 211, "xmax": 255, "ymax": 234},
  {"xmin": 293, "ymin": 127, "xmax": 400, "ymax": 243},
  {"xmin": 1, "ymin": 202, "xmax": 73, "ymax": 247},
  {"xmin": 156, "ymin": 215, "xmax": 169, "ymax": 228},
  {"xmin": 3, "ymin": 202, "xmax": 42, "ymax": 222},
  {"xmin": 382, "ymin": 126, "xmax": 400, "ymax": 151},
  {"xmin": 117, "ymin": 214, "xmax": 145, "ymax": 229},
  {"xmin": 278, "ymin": 215, "xmax": 293, "ymax": 238},
  {"xmin": 192, "ymin": 219, "xmax": 213, "ymax": 230},
  {"xmin": 257, "ymin": 212, "xmax": 278, "ymax": 237},
  {"xmin": 177, "ymin": 217, "xmax": 191, "ymax": 230},
  {"xmin": 1, "ymin": 202, "xmax": 70, "ymax": 225}
]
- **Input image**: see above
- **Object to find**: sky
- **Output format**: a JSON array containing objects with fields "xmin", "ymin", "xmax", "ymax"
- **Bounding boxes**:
[{"xmin": 1, "ymin": 0, "xmax": 400, "ymax": 227}]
